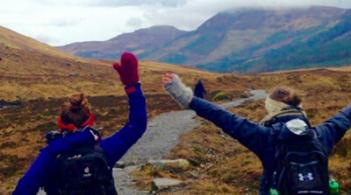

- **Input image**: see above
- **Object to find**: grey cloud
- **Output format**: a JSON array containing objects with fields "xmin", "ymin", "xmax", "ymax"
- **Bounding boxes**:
[
  {"xmin": 35, "ymin": 34, "xmax": 58, "ymax": 45},
  {"xmin": 126, "ymin": 17, "xmax": 143, "ymax": 28},
  {"xmin": 51, "ymin": 20, "xmax": 79, "ymax": 27}
]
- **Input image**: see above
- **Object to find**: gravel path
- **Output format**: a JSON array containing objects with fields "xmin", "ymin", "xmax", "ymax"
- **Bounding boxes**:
[
  {"xmin": 114, "ymin": 90, "xmax": 266, "ymax": 195},
  {"xmin": 38, "ymin": 90, "xmax": 266, "ymax": 195}
]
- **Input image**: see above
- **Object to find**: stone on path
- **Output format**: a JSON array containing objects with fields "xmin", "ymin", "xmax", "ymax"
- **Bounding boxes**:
[
  {"xmin": 148, "ymin": 159, "xmax": 190, "ymax": 170},
  {"xmin": 151, "ymin": 178, "xmax": 184, "ymax": 192}
]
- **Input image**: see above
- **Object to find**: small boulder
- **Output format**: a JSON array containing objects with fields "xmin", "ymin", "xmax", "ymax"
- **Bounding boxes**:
[
  {"xmin": 68, "ymin": 72, "xmax": 79, "ymax": 77},
  {"xmin": 151, "ymin": 178, "xmax": 184, "ymax": 192},
  {"xmin": 114, "ymin": 161, "xmax": 136, "ymax": 168},
  {"xmin": 148, "ymin": 159, "xmax": 190, "ymax": 170},
  {"xmin": 115, "ymin": 161, "xmax": 126, "ymax": 168}
]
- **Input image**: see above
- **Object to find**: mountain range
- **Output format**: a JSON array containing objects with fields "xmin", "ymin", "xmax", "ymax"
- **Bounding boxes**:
[{"xmin": 59, "ymin": 6, "xmax": 351, "ymax": 73}]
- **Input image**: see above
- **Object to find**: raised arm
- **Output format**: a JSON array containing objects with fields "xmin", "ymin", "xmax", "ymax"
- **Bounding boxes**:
[
  {"xmin": 100, "ymin": 52, "xmax": 147, "ymax": 167},
  {"xmin": 315, "ymin": 105, "xmax": 351, "ymax": 153},
  {"xmin": 163, "ymin": 73, "xmax": 270, "ymax": 155},
  {"xmin": 13, "ymin": 129, "xmax": 99, "ymax": 195}
]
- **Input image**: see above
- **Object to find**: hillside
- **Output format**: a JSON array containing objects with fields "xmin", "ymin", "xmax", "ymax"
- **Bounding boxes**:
[
  {"xmin": 59, "ymin": 25, "xmax": 186, "ymax": 60},
  {"xmin": 60, "ymin": 6, "xmax": 351, "ymax": 73},
  {"xmin": 0, "ymin": 26, "xmax": 246, "ymax": 102}
]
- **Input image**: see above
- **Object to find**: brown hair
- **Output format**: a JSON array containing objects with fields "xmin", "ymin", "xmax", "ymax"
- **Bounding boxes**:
[
  {"xmin": 60, "ymin": 93, "xmax": 90, "ymax": 127},
  {"xmin": 269, "ymin": 86, "xmax": 302, "ymax": 107}
]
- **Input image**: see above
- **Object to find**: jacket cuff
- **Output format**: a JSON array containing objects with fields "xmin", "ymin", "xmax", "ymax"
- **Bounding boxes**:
[
  {"xmin": 341, "ymin": 105, "xmax": 351, "ymax": 120},
  {"xmin": 126, "ymin": 83, "xmax": 142, "ymax": 95}
]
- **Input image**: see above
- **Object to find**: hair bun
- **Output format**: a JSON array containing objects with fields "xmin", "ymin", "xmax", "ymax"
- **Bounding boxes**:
[{"xmin": 69, "ymin": 93, "xmax": 88, "ymax": 112}]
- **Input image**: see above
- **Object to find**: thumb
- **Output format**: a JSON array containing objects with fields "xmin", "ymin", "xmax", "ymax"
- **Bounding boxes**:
[{"xmin": 112, "ymin": 62, "xmax": 121, "ymax": 72}]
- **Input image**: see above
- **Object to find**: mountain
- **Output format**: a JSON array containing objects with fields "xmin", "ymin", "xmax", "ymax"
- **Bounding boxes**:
[
  {"xmin": 197, "ymin": 6, "xmax": 351, "ymax": 72},
  {"xmin": 59, "ymin": 6, "xmax": 351, "ymax": 73},
  {"xmin": 59, "ymin": 25, "xmax": 186, "ymax": 59}
]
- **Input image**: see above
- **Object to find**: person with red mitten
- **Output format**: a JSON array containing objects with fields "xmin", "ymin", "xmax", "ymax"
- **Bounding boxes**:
[{"xmin": 14, "ymin": 52, "xmax": 147, "ymax": 195}]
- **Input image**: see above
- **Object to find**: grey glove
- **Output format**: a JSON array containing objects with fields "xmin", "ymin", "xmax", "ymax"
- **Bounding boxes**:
[{"xmin": 164, "ymin": 74, "xmax": 194, "ymax": 108}]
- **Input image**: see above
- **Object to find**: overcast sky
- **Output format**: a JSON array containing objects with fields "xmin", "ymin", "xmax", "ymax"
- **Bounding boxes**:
[{"xmin": 1, "ymin": 0, "xmax": 350, "ymax": 46}]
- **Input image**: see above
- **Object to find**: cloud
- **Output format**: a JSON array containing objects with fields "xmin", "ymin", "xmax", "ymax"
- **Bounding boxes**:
[
  {"xmin": 51, "ymin": 19, "xmax": 79, "ymax": 27},
  {"xmin": 126, "ymin": 17, "xmax": 143, "ymax": 28},
  {"xmin": 35, "ymin": 34, "xmax": 58, "ymax": 45},
  {"xmin": 1, "ymin": 0, "xmax": 351, "ymax": 46}
]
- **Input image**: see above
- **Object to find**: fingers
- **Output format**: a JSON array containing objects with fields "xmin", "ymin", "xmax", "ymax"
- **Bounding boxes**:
[
  {"xmin": 162, "ymin": 76, "xmax": 171, "ymax": 84},
  {"xmin": 162, "ymin": 73, "xmax": 175, "ymax": 84},
  {"xmin": 112, "ymin": 62, "xmax": 121, "ymax": 71}
]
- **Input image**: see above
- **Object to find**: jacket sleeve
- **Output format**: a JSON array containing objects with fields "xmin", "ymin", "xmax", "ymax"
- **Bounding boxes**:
[
  {"xmin": 13, "ymin": 130, "xmax": 96, "ymax": 195},
  {"xmin": 315, "ymin": 105, "xmax": 351, "ymax": 153},
  {"xmin": 100, "ymin": 83, "xmax": 147, "ymax": 167},
  {"xmin": 190, "ymin": 97, "xmax": 270, "ymax": 156}
]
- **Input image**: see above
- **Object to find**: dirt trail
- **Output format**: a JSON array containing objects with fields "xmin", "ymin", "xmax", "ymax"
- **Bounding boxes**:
[
  {"xmin": 38, "ymin": 90, "xmax": 266, "ymax": 195},
  {"xmin": 114, "ymin": 90, "xmax": 266, "ymax": 195}
]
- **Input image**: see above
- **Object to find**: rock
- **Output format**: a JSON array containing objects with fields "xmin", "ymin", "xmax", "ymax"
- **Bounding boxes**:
[
  {"xmin": 68, "ymin": 72, "xmax": 79, "ymax": 77},
  {"xmin": 115, "ymin": 161, "xmax": 136, "ymax": 168},
  {"xmin": 148, "ymin": 159, "xmax": 190, "ymax": 170},
  {"xmin": 151, "ymin": 178, "xmax": 184, "ymax": 192},
  {"xmin": 240, "ymin": 91, "xmax": 251, "ymax": 98},
  {"xmin": 115, "ymin": 161, "xmax": 126, "ymax": 168}
]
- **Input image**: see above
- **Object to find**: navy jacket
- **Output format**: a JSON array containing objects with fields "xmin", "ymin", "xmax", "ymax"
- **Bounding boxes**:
[
  {"xmin": 190, "ymin": 97, "xmax": 351, "ymax": 195},
  {"xmin": 13, "ymin": 84, "xmax": 147, "ymax": 195}
]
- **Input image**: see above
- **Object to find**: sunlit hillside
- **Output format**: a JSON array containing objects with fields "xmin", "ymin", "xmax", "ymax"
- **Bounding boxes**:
[{"xmin": 0, "ymin": 26, "xmax": 255, "ymax": 102}]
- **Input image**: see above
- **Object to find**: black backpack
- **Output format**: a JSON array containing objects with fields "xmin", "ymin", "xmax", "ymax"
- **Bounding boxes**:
[
  {"xmin": 45, "ymin": 130, "xmax": 117, "ymax": 195},
  {"xmin": 273, "ymin": 127, "xmax": 329, "ymax": 195}
]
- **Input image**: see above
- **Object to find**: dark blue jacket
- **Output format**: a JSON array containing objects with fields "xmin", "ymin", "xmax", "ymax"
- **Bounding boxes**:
[
  {"xmin": 13, "ymin": 84, "xmax": 147, "ymax": 195},
  {"xmin": 190, "ymin": 97, "xmax": 351, "ymax": 195}
]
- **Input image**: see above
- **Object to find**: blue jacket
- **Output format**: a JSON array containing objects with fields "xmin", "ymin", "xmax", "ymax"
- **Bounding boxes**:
[
  {"xmin": 13, "ymin": 84, "xmax": 147, "ymax": 195},
  {"xmin": 190, "ymin": 97, "xmax": 351, "ymax": 195}
]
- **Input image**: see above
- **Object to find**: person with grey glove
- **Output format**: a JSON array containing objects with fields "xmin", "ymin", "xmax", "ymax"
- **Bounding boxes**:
[
  {"xmin": 162, "ymin": 73, "xmax": 351, "ymax": 195},
  {"xmin": 163, "ymin": 73, "xmax": 193, "ymax": 108}
]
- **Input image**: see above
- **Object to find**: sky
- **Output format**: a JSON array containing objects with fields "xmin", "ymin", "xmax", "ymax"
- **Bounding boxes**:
[{"xmin": 1, "ymin": 0, "xmax": 350, "ymax": 46}]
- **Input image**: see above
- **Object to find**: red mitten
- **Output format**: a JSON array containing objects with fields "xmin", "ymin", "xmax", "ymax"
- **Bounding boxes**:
[{"xmin": 113, "ymin": 52, "xmax": 139, "ymax": 87}]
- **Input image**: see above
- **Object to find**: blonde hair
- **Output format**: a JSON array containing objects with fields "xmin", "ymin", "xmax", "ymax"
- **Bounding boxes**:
[{"xmin": 269, "ymin": 86, "xmax": 302, "ymax": 107}]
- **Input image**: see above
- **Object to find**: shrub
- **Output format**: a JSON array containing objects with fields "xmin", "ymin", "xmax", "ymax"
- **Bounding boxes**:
[{"xmin": 212, "ymin": 91, "xmax": 229, "ymax": 101}]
